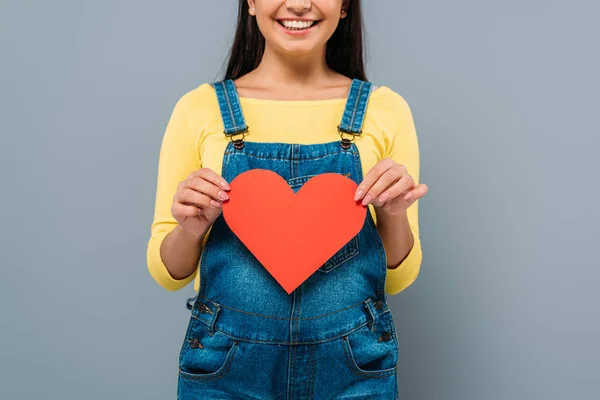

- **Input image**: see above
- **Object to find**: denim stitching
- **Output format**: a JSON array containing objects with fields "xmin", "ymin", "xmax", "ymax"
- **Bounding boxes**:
[
  {"xmin": 178, "ymin": 342, "xmax": 238, "ymax": 381},
  {"xmin": 339, "ymin": 79, "xmax": 359, "ymax": 132},
  {"xmin": 290, "ymin": 143, "xmax": 296, "ymax": 178},
  {"xmin": 318, "ymin": 236, "xmax": 360, "ymax": 273},
  {"xmin": 222, "ymin": 82, "xmax": 237, "ymax": 133},
  {"xmin": 214, "ymin": 82, "xmax": 234, "ymax": 135},
  {"xmin": 349, "ymin": 80, "xmax": 365, "ymax": 132},
  {"xmin": 308, "ymin": 344, "xmax": 316, "ymax": 396},
  {"xmin": 223, "ymin": 150, "xmax": 357, "ymax": 162},
  {"xmin": 288, "ymin": 172, "xmax": 351, "ymax": 188},
  {"xmin": 198, "ymin": 294, "xmax": 367, "ymax": 320},
  {"xmin": 341, "ymin": 336, "xmax": 396, "ymax": 378},
  {"xmin": 202, "ymin": 320, "xmax": 373, "ymax": 346},
  {"xmin": 228, "ymin": 79, "xmax": 247, "ymax": 130}
]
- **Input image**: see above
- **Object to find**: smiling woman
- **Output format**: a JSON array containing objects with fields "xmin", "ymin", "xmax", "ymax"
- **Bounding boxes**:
[
  {"xmin": 224, "ymin": 0, "xmax": 367, "ymax": 84},
  {"xmin": 147, "ymin": 0, "xmax": 424, "ymax": 398}
]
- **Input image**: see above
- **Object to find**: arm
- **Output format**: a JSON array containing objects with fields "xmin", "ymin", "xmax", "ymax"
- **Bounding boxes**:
[
  {"xmin": 146, "ymin": 91, "xmax": 203, "ymax": 291},
  {"xmin": 376, "ymin": 207, "xmax": 415, "ymax": 269},
  {"xmin": 159, "ymin": 225, "xmax": 206, "ymax": 280},
  {"xmin": 377, "ymin": 93, "xmax": 423, "ymax": 295}
]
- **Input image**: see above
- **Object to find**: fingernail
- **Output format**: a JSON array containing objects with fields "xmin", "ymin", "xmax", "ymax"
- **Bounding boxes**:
[
  {"xmin": 379, "ymin": 193, "xmax": 390, "ymax": 202},
  {"xmin": 210, "ymin": 200, "xmax": 221, "ymax": 208},
  {"xmin": 404, "ymin": 193, "xmax": 413, "ymax": 201},
  {"xmin": 220, "ymin": 180, "xmax": 230, "ymax": 190},
  {"xmin": 361, "ymin": 195, "xmax": 372, "ymax": 206},
  {"xmin": 354, "ymin": 188, "xmax": 363, "ymax": 201},
  {"xmin": 218, "ymin": 191, "xmax": 229, "ymax": 200}
]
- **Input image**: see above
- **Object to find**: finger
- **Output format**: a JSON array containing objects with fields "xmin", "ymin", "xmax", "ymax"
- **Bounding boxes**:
[
  {"xmin": 188, "ymin": 176, "xmax": 230, "ymax": 202},
  {"xmin": 376, "ymin": 176, "xmax": 416, "ymax": 204},
  {"xmin": 354, "ymin": 158, "xmax": 395, "ymax": 201},
  {"xmin": 403, "ymin": 183, "xmax": 428, "ymax": 201},
  {"xmin": 188, "ymin": 168, "xmax": 230, "ymax": 191},
  {"xmin": 173, "ymin": 203, "xmax": 209, "ymax": 219},
  {"xmin": 178, "ymin": 188, "xmax": 221, "ymax": 209},
  {"xmin": 361, "ymin": 168, "xmax": 402, "ymax": 206}
]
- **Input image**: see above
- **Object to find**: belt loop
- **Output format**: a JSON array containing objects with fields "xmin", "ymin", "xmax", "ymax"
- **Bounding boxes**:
[
  {"xmin": 363, "ymin": 295, "xmax": 388, "ymax": 332},
  {"xmin": 185, "ymin": 295, "xmax": 198, "ymax": 311},
  {"xmin": 363, "ymin": 298, "xmax": 378, "ymax": 332}
]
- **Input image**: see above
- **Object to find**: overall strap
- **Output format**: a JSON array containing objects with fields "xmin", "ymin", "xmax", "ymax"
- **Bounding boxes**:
[
  {"xmin": 211, "ymin": 80, "xmax": 249, "ymax": 149},
  {"xmin": 338, "ymin": 79, "xmax": 374, "ymax": 149}
]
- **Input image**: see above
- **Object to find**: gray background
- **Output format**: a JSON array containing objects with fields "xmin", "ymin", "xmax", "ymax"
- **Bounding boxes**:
[{"xmin": 1, "ymin": 0, "xmax": 598, "ymax": 399}]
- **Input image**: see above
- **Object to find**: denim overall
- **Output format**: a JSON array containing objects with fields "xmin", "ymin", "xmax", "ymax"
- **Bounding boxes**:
[{"xmin": 178, "ymin": 79, "xmax": 400, "ymax": 400}]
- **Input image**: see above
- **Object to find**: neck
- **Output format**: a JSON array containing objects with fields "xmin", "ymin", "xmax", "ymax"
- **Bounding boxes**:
[{"xmin": 252, "ymin": 44, "xmax": 335, "ymax": 89}]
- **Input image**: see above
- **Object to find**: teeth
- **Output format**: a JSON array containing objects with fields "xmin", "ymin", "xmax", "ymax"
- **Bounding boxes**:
[{"xmin": 281, "ymin": 20, "xmax": 315, "ymax": 30}]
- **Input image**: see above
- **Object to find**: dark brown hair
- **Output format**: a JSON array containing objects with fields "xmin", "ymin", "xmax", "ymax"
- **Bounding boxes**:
[{"xmin": 221, "ymin": 0, "xmax": 367, "ymax": 81}]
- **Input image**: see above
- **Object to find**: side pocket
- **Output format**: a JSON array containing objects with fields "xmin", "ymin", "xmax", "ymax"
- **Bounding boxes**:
[
  {"xmin": 340, "ymin": 317, "xmax": 398, "ymax": 379},
  {"xmin": 178, "ymin": 317, "xmax": 239, "ymax": 381}
]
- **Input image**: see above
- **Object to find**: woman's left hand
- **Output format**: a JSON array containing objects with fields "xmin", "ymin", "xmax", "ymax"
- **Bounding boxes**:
[{"xmin": 354, "ymin": 158, "xmax": 428, "ymax": 216}]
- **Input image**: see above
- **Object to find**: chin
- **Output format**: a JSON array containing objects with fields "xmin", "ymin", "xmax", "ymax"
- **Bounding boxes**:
[{"xmin": 273, "ymin": 41, "xmax": 321, "ymax": 57}]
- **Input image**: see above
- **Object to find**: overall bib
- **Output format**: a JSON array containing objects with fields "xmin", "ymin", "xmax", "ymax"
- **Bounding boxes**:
[{"xmin": 178, "ymin": 79, "xmax": 400, "ymax": 400}]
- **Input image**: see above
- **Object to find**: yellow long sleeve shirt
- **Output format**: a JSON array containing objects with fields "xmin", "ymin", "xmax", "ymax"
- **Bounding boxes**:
[{"xmin": 147, "ymin": 83, "xmax": 422, "ymax": 295}]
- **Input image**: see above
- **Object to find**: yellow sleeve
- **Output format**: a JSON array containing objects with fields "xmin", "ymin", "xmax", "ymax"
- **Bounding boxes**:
[
  {"xmin": 383, "ymin": 92, "xmax": 423, "ymax": 295},
  {"xmin": 146, "ymin": 89, "xmax": 202, "ymax": 291}
]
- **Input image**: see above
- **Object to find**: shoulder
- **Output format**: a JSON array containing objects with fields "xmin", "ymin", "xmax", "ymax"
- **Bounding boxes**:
[
  {"xmin": 369, "ymin": 85, "xmax": 412, "ymax": 116},
  {"xmin": 166, "ymin": 83, "xmax": 223, "ymax": 131},
  {"xmin": 365, "ymin": 84, "xmax": 414, "ymax": 130},
  {"xmin": 173, "ymin": 82, "xmax": 219, "ymax": 113}
]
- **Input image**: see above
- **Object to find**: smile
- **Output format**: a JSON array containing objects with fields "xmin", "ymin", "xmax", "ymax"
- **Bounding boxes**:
[{"xmin": 277, "ymin": 19, "xmax": 320, "ymax": 31}]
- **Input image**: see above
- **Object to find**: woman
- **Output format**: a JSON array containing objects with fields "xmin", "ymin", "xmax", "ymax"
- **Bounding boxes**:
[{"xmin": 147, "ymin": 0, "xmax": 428, "ymax": 398}]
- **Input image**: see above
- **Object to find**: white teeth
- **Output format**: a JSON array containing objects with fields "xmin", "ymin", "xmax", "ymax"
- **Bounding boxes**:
[{"xmin": 280, "ymin": 20, "xmax": 315, "ymax": 30}]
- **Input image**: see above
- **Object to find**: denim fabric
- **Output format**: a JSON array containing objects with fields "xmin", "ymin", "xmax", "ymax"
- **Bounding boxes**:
[{"xmin": 178, "ymin": 79, "xmax": 400, "ymax": 400}]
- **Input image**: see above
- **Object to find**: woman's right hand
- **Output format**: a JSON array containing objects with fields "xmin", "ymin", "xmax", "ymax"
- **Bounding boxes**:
[{"xmin": 171, "ymin": 168, "xmax": 231, "ymax": 240}]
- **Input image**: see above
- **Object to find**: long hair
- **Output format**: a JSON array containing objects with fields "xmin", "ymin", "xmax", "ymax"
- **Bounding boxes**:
[{"xmin": 222, "ymin": 0, "xmax": 367, "ymax": 81}]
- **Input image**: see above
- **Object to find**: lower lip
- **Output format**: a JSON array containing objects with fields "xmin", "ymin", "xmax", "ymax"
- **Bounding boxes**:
[{"xmin": 277, "ymin": 21, "xmax": 319, "ymax": 36}]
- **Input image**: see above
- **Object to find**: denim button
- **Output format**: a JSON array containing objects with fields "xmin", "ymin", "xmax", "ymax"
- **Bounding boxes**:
[
  {"xmin": 373, "ymin": 300, "xmax": 383, "ymax": 310},
  {"xmin": 380, "ymin": 332, "xmax": 391, "ymax": 342},
  {"xmin": 189, "ymin": 338, "xmax": 200, "ymax": 349},
  {"xmin": 198, "ymin": 303, "xmax": 212, "ymax": 314}
]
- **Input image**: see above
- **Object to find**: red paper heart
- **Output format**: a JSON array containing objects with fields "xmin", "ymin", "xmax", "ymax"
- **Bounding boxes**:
[{"xmin": 221, "ymin": 169, "xmax": 367, "ymax": 294}]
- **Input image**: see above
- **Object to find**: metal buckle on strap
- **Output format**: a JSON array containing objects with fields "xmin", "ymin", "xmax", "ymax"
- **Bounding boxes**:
[
  {"xmin": 337, "ymin": 125, "xmax": 361, "ymax": 149},
  {"xmin": 231, "ymin": 133, "xmax": 246, "ymax": 149},
  {"xmin": 224, "ymin": 127, "xmax": 249, "ymax": 149}
]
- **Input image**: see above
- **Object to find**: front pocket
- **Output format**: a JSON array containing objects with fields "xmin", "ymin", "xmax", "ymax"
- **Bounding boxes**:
[
  {"xmin": 287, "ymin": 172, "xmax": 359, "ymax": 274},
  {"xmin": 178, "ymin": 317, "xmax": 239, "ymax": 381},
  {"xmin": 317, "ymin": 235, "xmax": 359, "ymax": 273},
  {"xmin": 287, "ymin": 172, "xmax": 351, "ymax": 190},
  {"xmin": 340, "ymin": 320, "xmax": 398, "ymax": 379}
]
